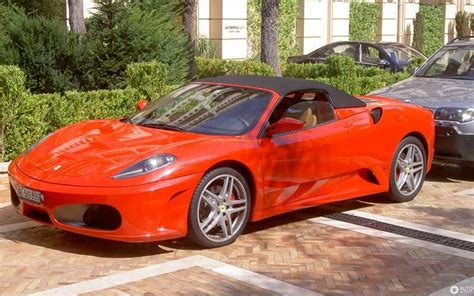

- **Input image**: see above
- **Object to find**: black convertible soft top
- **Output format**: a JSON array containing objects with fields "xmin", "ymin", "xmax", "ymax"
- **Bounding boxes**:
[{"xmin": 195, "ymin": 75, "xmax": 366, "ymax": 109}]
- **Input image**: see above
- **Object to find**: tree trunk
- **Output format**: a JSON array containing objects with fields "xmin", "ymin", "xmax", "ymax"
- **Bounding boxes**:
[
  {"xmin": 261, "ymin": 0, "xmax": 281, "ymax": 76},
  {"xmin": 67, "ymin": 0, "xmax": 86, "ymax": 35},
  {"xmin": 183, "ymin": 0, "xmax": 198, "ymax": 80}
]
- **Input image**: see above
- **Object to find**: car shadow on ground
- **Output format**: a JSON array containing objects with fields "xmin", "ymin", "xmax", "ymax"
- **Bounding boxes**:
[
  {"xmin": 2, "ymin": 165, "xmax": 471, "ymax": 256},
  {"xmin": 0, "ymin": 193, "xmax": 405, "ymax": 255},
  {"xmin": 1, "ymin": 228, "xmax": 172, "ymax": 258},
  {"xmin": 426, "ymin": 163, "xmax": 474, "ymax": 183}
]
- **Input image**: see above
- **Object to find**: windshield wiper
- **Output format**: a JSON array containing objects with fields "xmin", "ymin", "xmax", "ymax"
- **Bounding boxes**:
[{"xmin": 137, "ymin": 122, "xmax": 185, "ymax": 132}]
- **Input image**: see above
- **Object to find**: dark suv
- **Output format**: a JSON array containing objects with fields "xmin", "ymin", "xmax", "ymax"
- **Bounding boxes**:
[
  {"xmin": 371, "ymin": 37, "xmax": 474, "ymax": 166},
  {"xmin": 287, "ymin": 41, "xmax": 426, "ymax": 72}
]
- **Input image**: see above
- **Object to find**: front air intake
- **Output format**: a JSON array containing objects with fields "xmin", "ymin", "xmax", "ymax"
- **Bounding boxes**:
[{"xmin": 370, "ymin": 107, "xmax": 383, "ymax": 124}]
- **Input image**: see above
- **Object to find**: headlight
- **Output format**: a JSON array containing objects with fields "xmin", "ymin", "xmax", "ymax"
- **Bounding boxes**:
[
  {"xmin": 113, "ymin": 154, "xmax": 176, "ymax": 179},
  {"xmin": 23, "ymin": 133, "xmax": 53, "ymax": 155},
  {"xmin": 434, "ymin": 107, "xmax": 474, "ymax": 123}
]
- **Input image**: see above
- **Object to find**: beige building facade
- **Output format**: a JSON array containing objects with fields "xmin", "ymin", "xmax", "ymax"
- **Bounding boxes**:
[{"xmin": 80, "ymin": 0, "xmax": 474, "ymax": 59}]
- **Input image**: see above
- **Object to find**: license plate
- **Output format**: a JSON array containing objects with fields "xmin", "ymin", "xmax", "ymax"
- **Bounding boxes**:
[{"xmin": 16, "ymin": 185, "xmax": 44, "ymax": 205}]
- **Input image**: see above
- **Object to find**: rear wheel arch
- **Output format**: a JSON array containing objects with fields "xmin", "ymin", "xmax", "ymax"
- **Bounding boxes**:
[{"xmin": 403, "ymin": 132, "xmax": 429, "ymax": 159}]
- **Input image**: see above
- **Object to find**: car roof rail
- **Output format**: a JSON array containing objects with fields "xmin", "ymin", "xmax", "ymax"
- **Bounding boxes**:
[{"xmin": 447, "ymin": 36, "xmax": 474, "ymax": 44}]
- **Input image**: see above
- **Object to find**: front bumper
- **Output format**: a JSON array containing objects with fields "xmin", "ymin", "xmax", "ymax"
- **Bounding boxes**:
[
  {"xmin": 434, "ymin": 123, "xmax": 474, "ymax": 164},
  {"xmin": 8, "ymin": 163, "xmax": 202, "ymax": 242}
]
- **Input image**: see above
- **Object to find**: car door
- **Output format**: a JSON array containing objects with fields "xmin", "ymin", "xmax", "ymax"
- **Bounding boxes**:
[
  {"xmin": 258, "ymin": 90, "xmax": 354, "ymax": 208},
  {"xmin": 300, "ymin": 46, "xmax": 330, "ymax": 63},
  {"xmin": 306, "ymin": 43, "xmax": 359, "ymax": 63},
  {"xmin": 359, "ymin": 44, "xmax": 391, "ymax": 69}
]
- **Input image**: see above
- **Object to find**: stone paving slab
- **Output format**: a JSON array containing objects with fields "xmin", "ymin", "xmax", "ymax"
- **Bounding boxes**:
[
  {"xmin": 0, "ymin": 205, "xmax": 28, "ymax": 226},
  {"xmin": 0, "ymin": 213, "xmax": 472, "ymax": 295},
  {"xmin": 82, "ymin": 266, "xmax": 277, "ymax": 296},
  {"xmin": 0, "ymin": 167, "xmax": 472, "ymax": 295},
  {"xmin": 328, "ymin": 165, "xmax": 474, "ymax": 236}
]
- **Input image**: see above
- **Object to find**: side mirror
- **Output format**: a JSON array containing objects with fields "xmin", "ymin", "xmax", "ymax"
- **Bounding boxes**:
[
  {"xmin": 265, "ymin": 117, "xmax": 304, "ymax": 137},
  {"xmin": 136, "ymin": 99, "xmax": 149, "ymax": 111}
]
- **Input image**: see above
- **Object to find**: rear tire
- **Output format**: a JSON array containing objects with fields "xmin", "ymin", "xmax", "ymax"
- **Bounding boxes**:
[
  {"xmin": 386, "ymin": 136, "xmax": 427, "ymax": 203},
  {"xmin": 187, "ymin": 167, "xmax": 251, "ymax": 248}
]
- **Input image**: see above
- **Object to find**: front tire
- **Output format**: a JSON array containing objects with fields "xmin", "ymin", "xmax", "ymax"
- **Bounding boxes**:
[
  {"xmin": 386, "ymin": 136, "xmax": 427, "ymax": 202},
  {"xmin": 187, "ymin": 168, "xmax": 251, "ymax": 248}
]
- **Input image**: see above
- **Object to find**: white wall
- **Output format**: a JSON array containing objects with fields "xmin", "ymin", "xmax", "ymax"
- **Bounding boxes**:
[
  {"xmin": 332, "ymin": 1, "xmax": 350, "ymax": 42},
  {"xmin": 296, "ymin": 0, "xmax": 327, "ymax": 54},
  {"xmin": 378, "ymin": 2, "xmax": 398, "ymax": 42}
]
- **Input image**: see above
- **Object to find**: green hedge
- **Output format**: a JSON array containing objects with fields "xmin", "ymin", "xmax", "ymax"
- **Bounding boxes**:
[
  {"xmin": 197, "ymin": 56, "xmax": 410, "ymax": 95},
  {"xmin": 126, "ymin": 61, "xmax": 169, "ymax": 100},
  {"xmin": 283, "ymin": 55, "xmax": 410, "ymax": 95},
  {"xmin": 196, "ymin": 58, "xmax": 275, "ymax": 77},
  {"xmin": 413, "ymin": 5, "xmax": 444, "ymax": 56},
  {"xmin": 1, "ymin": 58, "xmax": 411, "ymax": 161},
  {"xmin": 1, "ymin": 62, "xmax": 169, "ymax": 161},
  {"xmin": 349, "ymin": 0, "xmax": 380, "ymax": 41}
]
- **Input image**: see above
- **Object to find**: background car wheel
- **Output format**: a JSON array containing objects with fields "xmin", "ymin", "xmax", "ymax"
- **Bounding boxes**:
[
  {"xmin": 386, "ymin": 136, "xmax": 427, "ymax": 203},
  {"xmin": 187, "ymin": 167, "xmax": 251, "ymax": 248}
]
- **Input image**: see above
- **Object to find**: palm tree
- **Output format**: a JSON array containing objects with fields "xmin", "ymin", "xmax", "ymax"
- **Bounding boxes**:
[
  {"xmin": 67, "ymin": 0, "xmax": 86, "ymax": 34},
  {"xmin": 261, "ymin": 0, "xmax": 281, "ymax": 76}
]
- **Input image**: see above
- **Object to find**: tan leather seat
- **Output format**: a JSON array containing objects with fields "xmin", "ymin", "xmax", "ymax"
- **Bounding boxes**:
[{"xmin": 299, "ymin": 108, "xmax": 318, "ymax": 128}]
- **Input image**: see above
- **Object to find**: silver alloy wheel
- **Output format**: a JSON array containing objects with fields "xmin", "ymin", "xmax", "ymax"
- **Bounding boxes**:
[
  {"xmin": 197, "ymin": 174, "xmax": 248, "ymax": 243},
  {"xmin": 395, "ymin": 143, "xmax": 424, "ymax": 196}
]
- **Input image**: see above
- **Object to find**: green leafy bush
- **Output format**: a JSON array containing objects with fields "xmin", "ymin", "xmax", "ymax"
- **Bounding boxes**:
[
  {"xmin": 413, "ymin": 5, "xmax": 444, "ymax": 56},
  {"xmin": 0, "ymin": 65, "xmax": 146, "ymax": 161},
  {"xmin": 283, "ymin": 63, "xmax": 327, "ymax": 79},
  {"xmin": 349, "ymin": 0, "xmax": 380, "ymax": 41},
  {"xmin": 81, "ymin": 0, "xmax": 189, "ymax": 90},
  {"xmin": 0, "ymin": 6, "xmax": 81, "ymax": 93},
  {"xmin": 0, "ymin": 65, "xmax": 28, "ymax": 160},
  {"xmin": 196, "ymin": 58, "xmax": 275, "ymax": 78},
  {"xmin": 197, "ymin": 37, "xmax": 219, "ymax": 59},
  {"xmin": 0, "ymin": 0, "xmax": 66, "ymax": 20},
  {"xmin": 126, "ymin": 61, "xmax": 169, "ymax": 100},
  {"xmin": 283, "ymin": 56, "xmax": 410, "ymax": 95},
  {"xmin": 2, "ymin": 88, "xmax": 143, "ymax": 161}
]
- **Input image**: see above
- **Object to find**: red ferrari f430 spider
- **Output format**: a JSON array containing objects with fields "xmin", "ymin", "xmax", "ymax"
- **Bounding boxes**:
[{"xmin": 9, "ymin": 75, "xmax": 434, "ymax": 247}]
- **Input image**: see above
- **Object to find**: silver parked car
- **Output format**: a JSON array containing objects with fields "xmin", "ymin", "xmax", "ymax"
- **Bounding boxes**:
[{"xmin": 371, "ymin": 37, "xmax": 474, "ymax": 166}]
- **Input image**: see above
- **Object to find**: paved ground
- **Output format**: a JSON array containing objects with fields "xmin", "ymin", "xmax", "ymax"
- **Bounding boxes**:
[{"xmin": 0, "ymin": 165, "xmax": 473, "ymax": 296}]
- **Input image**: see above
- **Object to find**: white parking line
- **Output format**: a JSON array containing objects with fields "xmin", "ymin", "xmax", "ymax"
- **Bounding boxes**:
[
  {"xmin": 430, "ymin": 277, "xmax": 474, "ymax": 296},
  {"xmin": 0, "ymin": 202, "xmax": 11, "ymax": 208},
  {"xmin": 456, "ymin": 189, "xmax": 474, "ymax": 198},
  {"xmin": 31, "ymin": 255, "xmax": 321, "ymax": 296},
  {"xmin": 308, "ymin": 216, "xmax": 474, "ymax": 260},
  {"xmin": 323, "ymin": 205, "xmax": 474, "ymax": 242},
  {"xmin": 0, "ymin": 221, "xmax": 40, "ymax": 234}
]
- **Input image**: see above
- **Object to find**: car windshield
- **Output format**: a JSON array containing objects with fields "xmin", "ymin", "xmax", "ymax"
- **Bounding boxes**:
[
  {"xmin": 416, "ymin": 45, "xmax": 474, "ymax": 80},
  {"xmin": 381, "ymin": 44, "xmax": 424, "ymax": 63},
  {"xmin": 129, "ymin": 83, "xmax": 273, "ymax": 135}
]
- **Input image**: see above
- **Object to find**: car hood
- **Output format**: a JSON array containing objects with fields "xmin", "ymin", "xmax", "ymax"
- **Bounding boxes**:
[
  {"xmin": 17, "ymin": 120, "xmax": 208, "ymax": 186},
  {"xmin": 370, "ymin": 77, "xmax": 474, "ymax": 109}
]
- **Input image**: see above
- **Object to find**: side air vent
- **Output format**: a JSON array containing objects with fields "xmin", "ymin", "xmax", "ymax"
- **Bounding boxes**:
[{"xmin": 370, "ymin": 107, "xmax": 383, "ymax": 124}]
